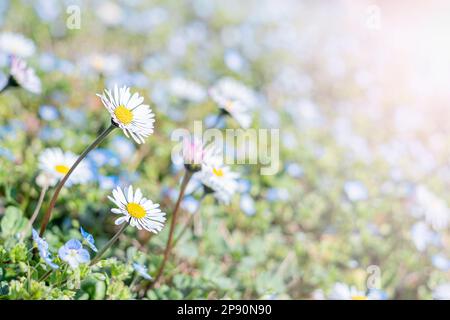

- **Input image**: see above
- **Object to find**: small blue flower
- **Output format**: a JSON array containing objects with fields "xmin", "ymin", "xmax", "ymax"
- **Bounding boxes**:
[
  {"xmin": 32, "ymin": 229, "xmax": 59, "ymax": 270},
  {"xmin": 240, "ymin": 194, "xmax": 256, "ymax": 216},
  {"xmin": 58, "ymin": 239, "xmax": 90, "ymax": 268},
  {"xmin": 344, "ymin": 181, "xmax": 368, "ymax": 202},
  {"xmin": 38, "ymin": 105, "xmax": 59, "ymax": 121},
  {"xmin": 98, "ymin": 175, "xmax": 119, "ymax": 190},
  {"xmin": 88, "ymin": 148, "xmax": 120, "ymax": 167},
  {"xmin": 182, "ymin": 195, "xmax": 199, "ymax": 214},
  {"xmin": 110, "ymin": 136, "xmax": 136, "ymax": 161},
  {"xmin": 132, "ymin": 263, "xmax": 153, "ymax": 280},
  {"xmin": 80, "ymin": 227, "xmax": 98, "ymax": 252}
]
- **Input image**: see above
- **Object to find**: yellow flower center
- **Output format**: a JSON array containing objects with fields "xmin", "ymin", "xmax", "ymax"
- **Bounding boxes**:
[
  {"xmin": 213, "ymin": 168, "xmax": 224, "ymax": 177},
  {"xmin": 126, "ymin": 202, "xmax": 146, "ymax": 219},
  {"xmin": 54, "ymin": 164, "xmax": 70, "ymax": 175},
  {"xmin": 225, "ymin": 100, "xmax": 234, "ymax": 111},
  {"xmin": 114, "ymin": 105, "xmax": 133, "ymax": 125},
  {"xmin": 351, "ymin": 295, "xmax": 368, "ymax": 300}
]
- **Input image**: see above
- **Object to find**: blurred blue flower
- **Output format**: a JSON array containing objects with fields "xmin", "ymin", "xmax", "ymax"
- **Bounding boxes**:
[
  {"xmin": 39, "ymin": 126, "xmax": 64, "ymax": 142},
  {"xmin": 266, "ymin": 188, "xmax": 289, "ymax": 202},
  {"xmin": 224, "ymin": 49, "xmax": 245, "ymax": 72},
  {"xmin": 39, "ymin": 52, "xmax": 58, "ymax": 72},
  {"xmin": 344, "ymin": 181, "xmax": 368, "ymax": 202},
  {"xmin": 32, "ymin": 229, "xmax": 59, "ymax": 269},
  {"xmin": 110, "ymin": 136, "xmax": 135, "ymax": 161},
  {"xmin": 39, "ymin": 105, "xmax": 59, "ymax": 121},
  {"xmin": 367, "ymin": 289, "xmax": 388, "ymax": 300},
  {"xmin": 240, "ymin": 194, "xmax": 256, "ymax": 216},
  {"xmin": 410, "ymin": 221, "xmax": 440, "ymax": 252},
  {"xmin": 98, "ymin": 174, "xmax": 119, "ymax": 190},
  {"xmin": 286, "ymin": 162, "xmax": 304, "ymax": 178},
  {"xmin": 62, "ymin": 107, "xmax": 86, "ymax": 127},
  {"xmin": 88, "ymin": 148, "xmax": 120, "ymax": 167},
  {"xmin": 182, "ymin": 195, "xmax": 199, "ymax": 214},
  {"xmin": 58, "ymin": 239, "xmax": 90, "ymax": 268},
  {"xmin": 432, "ymin": 254, "xmax": 450, "ymax": 271},
  {"xmin": 238, "ymin": 179, "xmax": 252, "ymax": 193},
  {"xmin": 132, "ymin": 262, "xmax": 152, "ymax": 280},
  {"xmin": 34, "ymin": 0, "xmax": 61, "ymax": 22},
  {"xmin": 80, "ymin": 227, "xmax": 98, "ymax": 253},
  {"xmin": 0, "ymin": 146, "xmax": 15, "ymax": 162}
]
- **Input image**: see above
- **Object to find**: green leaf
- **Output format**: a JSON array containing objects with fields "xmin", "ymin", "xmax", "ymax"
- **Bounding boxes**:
[{"xmin": 1, "ymin": 206, "xmax": 27, "ymax": 239}]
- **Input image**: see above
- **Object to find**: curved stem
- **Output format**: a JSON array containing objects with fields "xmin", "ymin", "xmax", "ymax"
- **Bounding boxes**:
[
  {"xmin": 0, "ymin": 85, "xmax": 8, "ymax": 94},
  {"xmin": 171, "ymin": 194, "xmax": 205, "ymax": 248},
  {"xmin": 152, "ymin": 170, "xmax": 193, "ymax": 286},
  {"xmin": 208, "ymin": 110, "xmax": 226, "ymax": 129},
  {"xmin": 38, "ymin": 269, "xmax": 53, "ymax": 282},
  {"xmin": 90, "ymin": 223, "xmax": 128, "ymax": 266},
  {"xmin": 21, "ymin": 185, "xmax": 48, "ymax": 242},
  {"xmin": 39, "ymin": 124, "xmax": 116, "ymax": 236}
]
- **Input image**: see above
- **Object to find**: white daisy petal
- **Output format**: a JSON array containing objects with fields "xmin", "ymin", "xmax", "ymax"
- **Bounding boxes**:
[
  {"xmin": 98, "ymin": 85, "xmax": 155, "ymax": 144},
  {"xmin": 108, "ymin": 185, "xmax": 166, "ymax": 234}
]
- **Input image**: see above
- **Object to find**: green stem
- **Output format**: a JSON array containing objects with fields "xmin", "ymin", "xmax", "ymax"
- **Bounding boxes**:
[
  {"xmin": 152, "ymin": 170, "xmax": 193, "ymax": 286},
  {"xmin": 171, "ymin": 193, "xmax": 205, "ymax": 248},
  {"xmin": 39, "ymin": 124, "xmax": 116, "ymax": 236},
  {"xmin": 38, "ymin": 269, "xmax": 53, "ymax": 282},
  {"xmin": 90, "ymin": 223, "xmax": 128, "ymax": 266},
  {"xmin": 21, "ymin": 185, "xmax": 48, "ymax": 241}
]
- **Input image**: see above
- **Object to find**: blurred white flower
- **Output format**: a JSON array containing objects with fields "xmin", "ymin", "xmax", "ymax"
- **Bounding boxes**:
[
  {"xmin": 0, "ymin": 32, "xmax": 36, "ymax": 58},
  {"xmin": 9, "ymin": 55, "xmax": 41, "ymax": 94},
  {"xmin": 328, "ymin": 283, "xmax": 367, "ymax": 300},
  {"xmin": 169, "ymin": 77, "xmax": 206, "ymax": 103},
  {"xmin": 84, "ymin": 53, "xmax": 123, "ymax": 76},
  {"xmin": 410, "ymin": 221, "xmax": 439, "ymax": 252},
  {"xmin": 108, "ymin": 185, "xmax": 166, "ymax": 233},
  {"xmin": 432, "ymin": 283, "xmax": 450, "ymax": 300},
  {"xmin": 97, "ymin": 85, "xmax": 155, "ymax": 144},
  {"xmin": 240, "ymin": 193, "xmax": 256, "ymax": 216},
  {"xmin": 195, "ymin": 149, "xmax": 239, "ymax": 205},
  {"xmin": 96, "ymin": 1, "xmax": 124, "ymax": 26},
  {"xmin": 412, "ymin": 186, "xmax": 450, "ymax": 231},
  {"xmin": 432, "ymin": 254, "xmax": 450, "ymax": 271},
  {"xmin": 209, "ymin": 77, "xmax": 257, "ymax": 129},
  {"xmin": 38, "ymin": 148, "xmax": 93, "ymax": 187},
  {"xmin": 344, "ymin": 181, "xmax": 368, "ymax": 202}
]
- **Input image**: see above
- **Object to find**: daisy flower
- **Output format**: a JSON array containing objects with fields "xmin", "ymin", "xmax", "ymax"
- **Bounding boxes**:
[
  {"xmin": 181, "ymin": 137, "xmax": 209, "ymax": 173},
  {"xmin": 209, "ymin": 77, "xmax": 257, "ymax": 129},
  {"xmin": 328, "ymin": 282, "xmax": 368, "ymax": 300},
  {"xmin": 195, "ymin": 149, "xmax": 240, "ymax": 205},
  {"xmin": 58, "ymin": 239, "xmax": 90, "ymax": 269},
  {"xmin": 9, "ymin": 55, "xmax": 42, "ymax": 94},
  {"xmin": 108, "ymin": 185, "xmax": 166, "ymax": 233},
  {"xmin": 169, "ymin": 77, "xmax": 206, "ymax": 103},
  {"xmin": 412, "ymin": 186, "xmax": 450, "ymax": 231},
  {"xmin": 38, "ymin": 148, "xmax": 93, "ymax": 187},
  {"xmin": 0, "ymin": 32, "xmax": 36, "ymax": 58},
  {"xmin": 97, "ymin": 85, "xmax": 155, "ymax": 144}
]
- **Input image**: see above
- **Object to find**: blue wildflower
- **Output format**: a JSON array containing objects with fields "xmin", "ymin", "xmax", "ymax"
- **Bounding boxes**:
[
  {"xmin": 38, "ymin": 105, "xmax": 59, "ymax": 121},
  {"xmin": 132, "ymin": 263, "xmax": 152, "ymax": 280},
  {"xmin": 80, "ymin": 227, "xmax": 98, "ymax": 252},
  {"xmin": 58, "ymin": 239, "xmax": 90, "ymax": 268},
  {"xmin": 240, "ymin": 194, "xmax": 256, "ymax": 216},
  {"xmin": 32, "ymin": 229, "xmax": 59, "ymax": 270}
]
